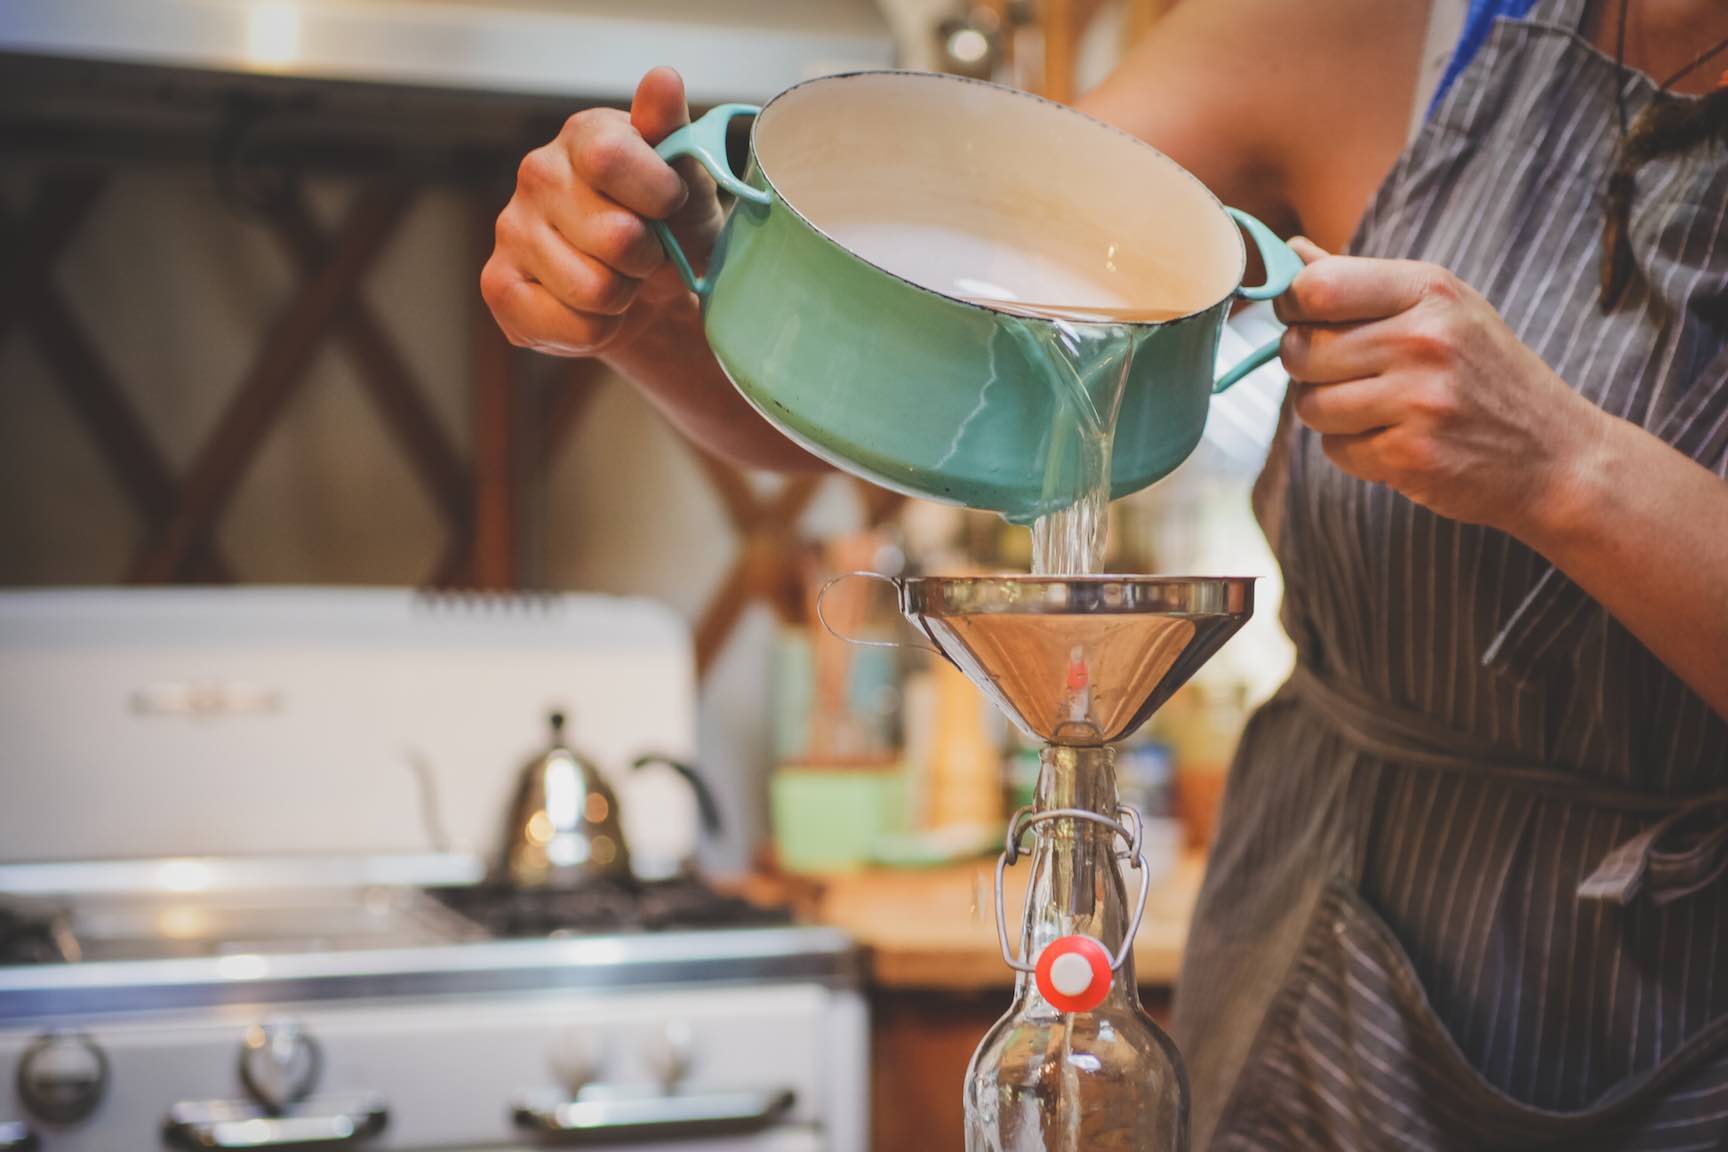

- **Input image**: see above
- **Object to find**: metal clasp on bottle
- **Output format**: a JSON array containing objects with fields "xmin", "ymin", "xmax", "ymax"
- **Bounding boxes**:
[{"xmin": 993, "ymin": 804, "xmax": 1151, "ymax": 1011}]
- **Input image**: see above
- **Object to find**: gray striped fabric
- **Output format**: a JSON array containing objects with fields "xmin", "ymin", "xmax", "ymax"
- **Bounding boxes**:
[{"xmin": 1173, "ymin": 2, "xmax": 1728, "ymax": 1149}]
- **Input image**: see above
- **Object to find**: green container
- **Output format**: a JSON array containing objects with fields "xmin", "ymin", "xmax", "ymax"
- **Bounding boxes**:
[
  {"xmin": 653, "ymin": 71, "xmax": 1300, "ymax": 522},
  {"xmin": 771, "ymin": 764, "xmax": 907, "ymax": 874}
]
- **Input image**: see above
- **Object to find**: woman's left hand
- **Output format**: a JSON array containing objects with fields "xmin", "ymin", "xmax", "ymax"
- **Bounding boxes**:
[{"xmin": 1275, "ymin": 238, "xmax": 1608, "ymax": 540}]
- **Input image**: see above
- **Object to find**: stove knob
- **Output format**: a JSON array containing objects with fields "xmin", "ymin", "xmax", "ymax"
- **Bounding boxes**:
[
  {"xmin": 549, "ymin": 1030, "xmax": 604, "ymax": 1097},
  {"xmin": 644, "ymin": 1021, "xmax": 694, "ymax": 1093},
  {"xmin": 16, "ymin": 1031, "xmax": 109, "ymax": 1125},
  {"xmin": 239, "ymin": 1019, "xmax": 322, "ymax": 1114}
]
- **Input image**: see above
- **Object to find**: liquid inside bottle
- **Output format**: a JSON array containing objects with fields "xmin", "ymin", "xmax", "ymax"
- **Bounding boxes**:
[{"xmin": 965, "ymin": 745, "xmax": 1188, "ymax": 1152}]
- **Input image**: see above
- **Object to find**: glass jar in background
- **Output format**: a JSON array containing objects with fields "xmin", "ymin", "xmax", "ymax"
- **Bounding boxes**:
[{"xmin": 769, "ymin": 531, "xmax": 911, "ymax": 875}]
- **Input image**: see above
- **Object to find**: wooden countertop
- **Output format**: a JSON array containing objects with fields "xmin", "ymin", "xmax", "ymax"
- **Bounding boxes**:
[{"xmin": 790, "ymin": 852, "xmax": 1204, "ymax": 990}]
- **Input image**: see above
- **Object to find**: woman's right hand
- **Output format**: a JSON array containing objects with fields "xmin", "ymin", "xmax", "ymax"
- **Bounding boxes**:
[{"xmin": 481, "ymin": 67, "xmax": 723, "ymax": 358}]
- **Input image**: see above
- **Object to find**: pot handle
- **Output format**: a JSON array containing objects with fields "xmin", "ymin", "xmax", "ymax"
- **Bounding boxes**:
[
  {"xmin": 1212, "ymin": 207, "xmax": 1303, "ymax": 394},
  {"xmin": 649, "ymin": 103, "xmax": 770, "ymax": 297}
]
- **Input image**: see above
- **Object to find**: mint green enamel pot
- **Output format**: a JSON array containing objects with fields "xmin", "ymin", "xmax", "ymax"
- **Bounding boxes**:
[{"xmin": 651, "ymin": 71, "xmax": 1300, "ymax": 521}]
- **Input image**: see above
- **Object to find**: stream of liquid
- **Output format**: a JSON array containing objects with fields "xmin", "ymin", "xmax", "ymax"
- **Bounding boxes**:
[
  {"xmin": 958, "ymin": 297, "xmax": 1152, "ymax": 576},
  {"xmin": 951, "ymin": 302, "xmax": 1161, "ymax": 1150}
]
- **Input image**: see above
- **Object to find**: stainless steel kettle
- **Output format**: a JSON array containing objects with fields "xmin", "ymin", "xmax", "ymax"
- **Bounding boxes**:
[{"xmin": 500, "ymin": 711, "xmax": 630, "ymax": 888}]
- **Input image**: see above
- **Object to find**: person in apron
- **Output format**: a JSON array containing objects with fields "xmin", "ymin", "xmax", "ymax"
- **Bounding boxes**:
[
  {"xmin": 1178, "ymin": 2, "xmax": 1728, "ymax": 1147},
  {"xmin": 481, "ymin": 2, "xmax": 1728, "ymax": 1147}
]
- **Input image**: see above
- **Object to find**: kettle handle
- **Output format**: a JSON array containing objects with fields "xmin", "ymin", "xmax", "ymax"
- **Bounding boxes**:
[
  {"xmin": 1213, "ymin": 207, "xmax": 1303, "ymax": 394},
  {"xmin": 649, "ymin": 104, "xmax": 769, "ymax": 297},
  {"xmin": 631, "ymin": 755, "xmax": 723, "ymax": 835}
]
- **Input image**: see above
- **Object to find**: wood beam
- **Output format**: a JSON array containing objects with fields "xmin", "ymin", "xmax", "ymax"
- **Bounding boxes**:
[
  {"xmin": 689, "ymin": 447, "xmax": 760, "ymax": 533},
  {"xmin": 25, "ymin": 292, "xmax": 171, "ymax": 521},
  {"xmin": 0, "ymin": 186, "xmax": 171, "ymax": 521},
  {"xmin": 0, "ymin": 173, "xmax": 105, "ymax": 348},
  {"xmin": 265, "ymin": 187, "xmax": 471, "ymax": 527},
  {"xmin": 852, "ymin": 478, "xmax": 908, "ymax": 529},
  {"xmin": 469, "ymin": 192, "xmax": 517, "ymax": 589},
  {"xmin": 2, "ymin": 177, "xmax": 231, "ymax": 581},
  {"xmin": 266, "ymin": 186, "xmax": 475, "ymax": 589},
  {"xmin": 540, "ymin": 357, "xmax": 608, "ymax": 470},
  {"xmin": 979, "ymin": 0, "xmax": 1015, "ymax": 76},
  {"xmin": 128, "ymin": 181, "xmax": 414, "ymax": 582},
  {"xmin": 1042, "ymin": 0, "xmax": 1078, "ymax": 102},
  {"xmin": 689, "ymin": 463, "xmax": 825, "ymax": 679}
]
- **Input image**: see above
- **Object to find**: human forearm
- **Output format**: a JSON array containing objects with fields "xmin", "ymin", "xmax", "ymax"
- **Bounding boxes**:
[
  {"xmin": 1516, "ymin": 403, "xmax": 1728, "ymax": 719},
  {"xmin": 1277, "ymin": 243, "xmax": 1728, "ymax": 719},
  {"xmin": 600, "ymin": 295, "xmax": 829, "ymax": 473},
  {"xmin": 483, "ymin": 68, "xmax": 826, "ymax": 475}
]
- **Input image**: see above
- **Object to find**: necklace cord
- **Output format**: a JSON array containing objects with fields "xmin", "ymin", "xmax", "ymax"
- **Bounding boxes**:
[
  {"xmin": 1600, "ymin": 3, "xmax": 1728, "ymax": 310},
  {"xmin": 1611, "ymin": 0, "xmax": 1728, "ymax": 134},
  {"xmin": 1614, "ymin": 0, "xmax": 1629, "ymax": 136}
]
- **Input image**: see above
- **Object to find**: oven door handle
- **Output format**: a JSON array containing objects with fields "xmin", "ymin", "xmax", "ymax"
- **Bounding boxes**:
[
  {"xmin": 0, "ymin": 1121, "xmax": 39, "ymax": 1151},
  {"xmin": 162, "ymin": 1094, "xmax": 388, "ymax": 1150},
  {"xmin": 512, "ymin": 1088, "xmax": 795, "ymax": 1143}
]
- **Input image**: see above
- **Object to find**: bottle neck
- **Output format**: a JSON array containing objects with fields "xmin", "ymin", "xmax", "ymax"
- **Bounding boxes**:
[
  {"xmin": 1032, "ymin": 743, "xmax": 1118, "ymax": 812},
  {"xmin": 1015, "ymin": 744, "xmax": 1138, "ymax": 1010}
]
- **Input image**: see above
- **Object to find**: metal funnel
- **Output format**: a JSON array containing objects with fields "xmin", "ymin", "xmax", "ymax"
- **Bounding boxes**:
[{"xmin": 900, "ymin": 576, "xmax": 1254, "ymax": 746}]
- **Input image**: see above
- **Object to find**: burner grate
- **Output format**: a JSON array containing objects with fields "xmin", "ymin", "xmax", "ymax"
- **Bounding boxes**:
[{"xmin": 431, "ymin": 878, "xmax": 793, "ymax": 938}]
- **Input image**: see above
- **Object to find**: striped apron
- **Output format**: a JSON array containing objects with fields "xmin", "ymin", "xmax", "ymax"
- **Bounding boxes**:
[{"xmin": 1171, "ymin": 1, "xmax": 1728, "ymax": 1149}]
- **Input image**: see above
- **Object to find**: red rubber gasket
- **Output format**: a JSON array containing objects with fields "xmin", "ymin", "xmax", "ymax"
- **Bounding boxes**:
[{"xmin": 1035, "ymin": 934, "xmax": 1112, "ymax": 1013}]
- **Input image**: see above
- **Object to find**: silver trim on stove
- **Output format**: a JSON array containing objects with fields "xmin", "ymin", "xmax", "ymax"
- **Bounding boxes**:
[
  {"xmin": 0, "ymin": 928, "xmax": 860, "ymax": 1022},
  {"xmin": 0, "ymin": 856, "xmax": 486, "ymax": 897}
]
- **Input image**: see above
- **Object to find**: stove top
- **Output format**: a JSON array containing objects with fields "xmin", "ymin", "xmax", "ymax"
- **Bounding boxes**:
[
  {"xmin": 0, "ymin": 861, "xmax": 845, "ymax": 1022},
  {"xmin": 0, "ymin": 878, "xmax": 791, "ymax": 968}
]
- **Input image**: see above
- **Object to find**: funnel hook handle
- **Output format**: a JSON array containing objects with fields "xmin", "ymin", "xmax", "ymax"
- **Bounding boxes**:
[{"xmin": 815, "ymin": 571, "xmax": 940, "ymax": 655}]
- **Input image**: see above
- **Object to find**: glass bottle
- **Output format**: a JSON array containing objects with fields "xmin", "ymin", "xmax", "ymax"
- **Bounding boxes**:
[{"xmin": 965, "ymin": 745, "xmax": 1188, "ymax": 1152}]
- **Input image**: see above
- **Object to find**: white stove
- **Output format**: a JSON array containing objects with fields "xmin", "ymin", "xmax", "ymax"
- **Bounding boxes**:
[{"xmin": 0, "ymin": 589, "xmax": 867, "ymax": 1152}]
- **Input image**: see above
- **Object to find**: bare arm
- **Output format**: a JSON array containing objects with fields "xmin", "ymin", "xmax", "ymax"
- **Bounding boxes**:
[
  {"xmin": 1521, "ymin": 405, "xmax": 1728, "ymax": 718},
  {"xmin": 1079, "ymin": 0, "xmax": 1428, "ymax": 251},
  {"xmin": 588, "ymin": 72, "xmax": 824, "ymax": 472},
  {"xmin": 481, "ymin": 69, "xmax": 822, "ymax": 471},
  {"xmin": 599, "ymin": 277, "xmax": 824, "ymax": 471},
  {"xmin": 1279, "ymin": 241, "xmax": 1728, "ymax": 718}
]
